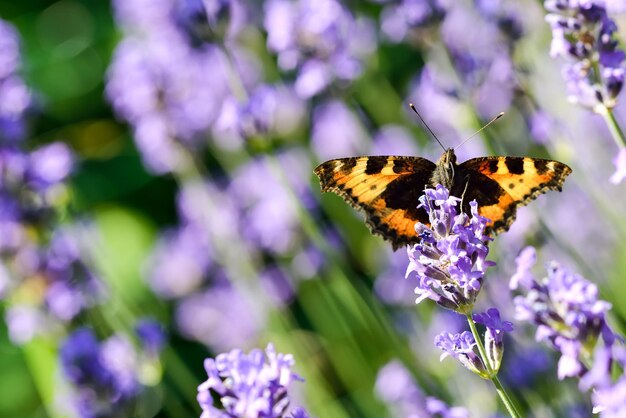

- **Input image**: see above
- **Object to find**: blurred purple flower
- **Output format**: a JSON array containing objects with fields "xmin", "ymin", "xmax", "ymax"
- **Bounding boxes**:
[
  {"xmin": 264, "ymin": 0, "xmax": 375, "ymax": 98},
  {"xmin": 60, "ymin": 328, "xmax": 140, "ymax": 418},
  {"xmin": 43, "ymin": 228, "xmax": 105, "ymax": 321},
  {"xmin": 175, "ymin": 281, "xmax": 265, "ymax": 351},
  {"xmin": 260, "ymin": 265, "xmax": 295, "ymax": 306},
  {"xmin": 375, "ymin": 360, "xmax": 468, "ymax": 418},
  {"xmin": 147, "ymin": 224, "xmax": 212, "ymax": 298},
  {"xmin": 610, "ymin": 147, "xmax": 626, "ymax": 184},
  {"xmin": 374, "ymin": 248, "xmax": 417, "ymax": 305},
  {"xmin": 136, "ymin": 318, "xmax": 167, "ymax": 354},
  {"xmin": 311, "ymin": 100, "xmax": 369, "ymax": 160},
  {"xmin": 502, "ymin": 347, "xmax": 551, "ymax": 389},
  {"xmin": 0, "ymin": 19, "xmax": 30, "ymax": 143},
  {"xmin": 586, "ymin": 346, "xmax": 626, "ymax": 416},
  {"xmin": 5, "ymin": 305, "xmax": 53, "ymax": 344},
  {"xmin": 377, "ymin": 0, "xmax": 445, "ymax": 43},
  {"xmin": 230, "ymin": 150, "xmax": 313, "ymax": 255},
  {"xmin": 214, "ymin": 83, "xmax": 306, "ymax": 143},
  {"xmin": 545, "ymin": 0, "xmax": 626, "ymax": 108},
  {"xmin": 197, "ymin": 343, "xmax": 306, "ymax": 417},
  {"xmin": 107, "ymin": 0, "xmax": 261, "ymax": 172},
  {"xmin": 405, "ymin": 185, "xmax": 495, "ymax": 313},
  {"xmin": 27, "ymin": 143, "xmax": 73, "ymax": 189},
  {"xmin": 440, "ymin": 5, "xmax": 517, "ymax": 118},
  {"xmin": 511, "ymin": 246, "xmax": 616, "ymax": 381},
  {"xmin": 370, "ymin": 125, "xmax": 419, "ymax": 156}
]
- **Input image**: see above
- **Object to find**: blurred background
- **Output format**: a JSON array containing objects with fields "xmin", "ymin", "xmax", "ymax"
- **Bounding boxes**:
[{"xmin": 0, "ymin": 0, "xmax": 625, "ymax": 417}]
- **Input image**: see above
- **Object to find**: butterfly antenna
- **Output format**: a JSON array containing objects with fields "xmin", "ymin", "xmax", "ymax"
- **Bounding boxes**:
[
  {"xmin": 455, "ymin": 112, "xmax": 505, "ymax": 150},
  {"xmin": 409, "ymin": 103, "xmax": 446, "ymax": 151}
]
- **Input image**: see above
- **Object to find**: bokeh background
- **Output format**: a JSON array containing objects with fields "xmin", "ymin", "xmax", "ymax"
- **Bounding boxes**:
[{"xmin": 1, "ymin": 0, "xmax": 625, "ymax": 417}]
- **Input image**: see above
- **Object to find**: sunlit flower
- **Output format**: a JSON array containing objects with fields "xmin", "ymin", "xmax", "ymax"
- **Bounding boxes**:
[
  {"xmin": 197, "ymin": 343, "xmax": 308, "ymax": 418},
  {"xmin": 406, "ymin": 185, "xmax": 495, "ymax": 314}
]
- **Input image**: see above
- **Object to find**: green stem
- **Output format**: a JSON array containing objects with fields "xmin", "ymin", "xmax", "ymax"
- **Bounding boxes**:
[
  {"xmin": 599, "ymin": 105, "xmax": 626, "ymax": 150},
  {"xmin": 466, "ymin": 315, "xmax": 521, "ymax": 418}
]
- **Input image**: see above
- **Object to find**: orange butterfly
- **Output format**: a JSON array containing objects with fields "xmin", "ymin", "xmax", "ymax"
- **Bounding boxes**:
[{"xmin": 314, "ymin": 148, "xmax": 572, "ymax": 249}]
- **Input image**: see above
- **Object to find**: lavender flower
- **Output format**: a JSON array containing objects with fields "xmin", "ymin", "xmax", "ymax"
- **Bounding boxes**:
[
  {"xmin": 375, "ymin": 360, "xmax": 468, "ymax": 418},
  {"xmin": 375, "ymin": 0, "xmax": 445, "ymax": 43},
  {"xmin": 135, "ymin": 318, "xmax": 166, "ymax": 354},
  {"xmin": 0, "ymin": 19, "xmax": 31, "ymax": 143},
  {"xmin": 311, "ymin": 100, "xmax": 369, "ymax": 161},
  {"xmin": 197, "ymin": 343, "xmax": 307, "ymax": 417},
  {"xmin": 405, "ymin": 185, "xmax": 495, "ymax": 314},
  {"xmin": 60, "ymin": 328, "xmax": 140, "ymax": 418},
  {"xmin": 435, "ymin": 331, "xmax": 488, "ymax": 378},
  {"xmin": 473, "ymin": 308, "xmax": 514, "ymax": 372},
  {"xmin": 511, "ymin": 246, "xmax": 616, "ymax": 381},
  {"xmin": 545, "ymin": 0, "xmax": 626, "ymax": 109},
  {"xmin": 175, "ymin": 281, "xmax": 265, "ymax": 351},
  {"xmin": 107, "ymin": 0, "xmax": 259, "ymax": 172},
  {"xmin": 263, "ymin": 0, "xmax": 375, "ymax": 98}
]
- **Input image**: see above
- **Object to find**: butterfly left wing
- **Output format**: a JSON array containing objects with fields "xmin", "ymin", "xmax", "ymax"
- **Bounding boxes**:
[
  {"xmin": 314, "ymin": 156, "xmax": 436, "ymax": 249},
  {"xmin": 456, "ymin": 156, "xmax": 572, "ymax": 234}
]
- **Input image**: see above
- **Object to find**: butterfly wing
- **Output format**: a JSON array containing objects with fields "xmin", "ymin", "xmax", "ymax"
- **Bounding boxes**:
[
  {"xmin": 314, "ymin": 156, "xmax": 437, "ymax": 249},
  {"xmin": 457, "ymin": 156, "xmax": 572, "ymax": 234}
]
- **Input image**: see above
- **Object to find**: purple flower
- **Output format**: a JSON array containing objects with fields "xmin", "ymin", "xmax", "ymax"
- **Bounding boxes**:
[
  {"xmin": 60, "ymin": 328, "xmax": 141, "ymax": 418},
  {"xmin": 107, "ymin": 0, "xmax": 260, "ymax": 172},
  {"xmin": 610, "ymin": 147, "xmax": 626, "ymax": 184},
  {"xmin": 214, "ymin": 83, "xmax": 306, "ymax": 143},
  {"xmin": 43, "ymin": 227, "xmax": 105, "ymax": 321},
  {"xmin": 135, "ymin": 318, "xmax": 166, "ymax": 354},
  {"xmin": 405, "ymin": 185, "xmax": 495, "ymax": 314},
  {"xmin": 510, "ymin": 246, "xmax": 616, "ymax": 381},
  {"xmin": 311, "ymin": 100, "xmax": 369, "ymax": 160},
  {"xmin": 229, "ymin": 150, "xmax": 314, "ymax": 255},
  {"xmin": 375, "ymin": 360, "xmax": 468, "ymax": 418},
  {"xmin": 264, "ymin": 0, "xmax": 375, "ymax": 98},
  {"xmin": 473, "ymin": 308, "xmax": 514, "ymax": 371},
  {"xmin": 435, "ymin": 331, "xmax": 488, "ymax": 378},
  {"xmin": 0, "ymin": 19, "xmax": 31, "ymax": 143},
  {"xmin": 473, "ymin": 308, "xmax": 514, "ymax": 345},
  {"xmin": 197, "ymin": 343, "xmax": 306, "ymax": 417},
  {"xmin": 377, "ymin": 0, "xmax": 445, "ymax": 43},
  {"xmin": 545, "ymin": 0, "xmax": 626, "ymax": 108},
  {"xmin": 175, "ymin": 281, "xmax": 265, "ymax": 351},
  {"xmin": 147, "ymin": 224, "xmax": 212, "ymax": 298}
]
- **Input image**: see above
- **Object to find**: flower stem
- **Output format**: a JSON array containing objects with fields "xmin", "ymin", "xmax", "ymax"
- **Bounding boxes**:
[
  {"xmin": 466, "ymin": 314, "xmax": 521, "ymax": 418},
  {"xmin": 599, "ymin": 105, "xmax": 626, "ymax": 150}
]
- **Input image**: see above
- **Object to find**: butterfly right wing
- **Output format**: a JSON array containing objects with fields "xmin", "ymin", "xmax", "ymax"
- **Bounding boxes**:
[{"xmin": 314, "ymin": 156, "xmax": 437, "ymax": 249}]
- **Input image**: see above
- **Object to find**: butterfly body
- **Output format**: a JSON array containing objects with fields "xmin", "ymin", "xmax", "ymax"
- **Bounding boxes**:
[{"xmin": 314, "ymin": 149, "xmax": 572, "ymax": 250}]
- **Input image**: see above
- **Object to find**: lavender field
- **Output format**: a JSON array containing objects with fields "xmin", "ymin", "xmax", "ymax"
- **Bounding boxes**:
[{"xmin": 1, "ymin": 0, "xmax": 626, "ymax": 417}]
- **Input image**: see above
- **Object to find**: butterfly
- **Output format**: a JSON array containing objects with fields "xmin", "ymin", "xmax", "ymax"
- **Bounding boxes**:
[{"xmin": 314, "ymin": 148, "xmax": 572, "ymax": 250}]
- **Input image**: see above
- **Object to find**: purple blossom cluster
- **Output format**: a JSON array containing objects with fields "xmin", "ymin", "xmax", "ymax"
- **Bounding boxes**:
[
  {"xmin": 511, "ymin": 247, "xmax": 624, "ymax": 412},
  {"xmin": 107, "ymin": 0, "xmax": 237, "ymax": 173},
  {"xmin": 60, "ymin": 323, "xmax": 165, "ymax": 418},
  {"xmin": 197, "ymin": 343, "xmax": 308, "ymax": 417},
  {"xmin": 375, "ymin": 360, "xmax": 468, "ymax": 418},
  {"xmin": 0, "ymin": 20, "xmax": 31, "ymax": 142},
  {"xmin": 0, "ymin": 18, "xmax": 105, "ymax": 344},
  {"xmin": 264, "ymin": 0, "xmax": 375, "ymax": 98},
  {"xmin": 405, "ymin": 185, "xmax": 495, "ymax": 314},
  {"xmin": 434, "ymin": 308, "xmax": 513, "ymax": 378},
  {"xmin": 545, "ymin": 0, "xmax": 626, "ymax": 109}
]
